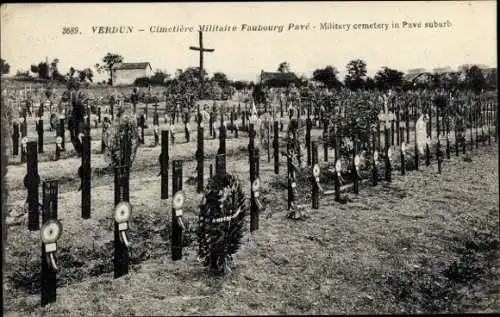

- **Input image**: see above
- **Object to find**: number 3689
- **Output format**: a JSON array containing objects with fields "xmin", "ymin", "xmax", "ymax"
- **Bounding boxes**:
[{"xmin": 62, "ymin": 27, "xmax": 80, "ymax": 35}]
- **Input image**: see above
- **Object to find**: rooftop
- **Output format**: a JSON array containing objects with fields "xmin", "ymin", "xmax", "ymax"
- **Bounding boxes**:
[{"xmin": 111, "ymin": 62, "xmax": 151, "ymax": 70}]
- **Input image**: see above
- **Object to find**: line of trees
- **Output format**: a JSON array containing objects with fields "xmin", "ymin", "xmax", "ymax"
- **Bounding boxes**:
[{"xmin": 2, "ymin": 53, "xmax": 497, "ymax": 93}]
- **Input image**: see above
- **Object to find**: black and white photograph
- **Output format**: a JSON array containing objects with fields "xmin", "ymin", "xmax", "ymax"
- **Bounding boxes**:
[{"xmin": 1, "ymin": 2, "xmax": 498, "ymax": 315}]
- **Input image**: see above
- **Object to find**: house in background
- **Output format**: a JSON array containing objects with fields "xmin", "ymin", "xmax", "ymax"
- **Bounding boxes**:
[
  {"xmin": 111, "ymin": 62, "xmax": 153, "ymax": 86},
  {"xmin": 259, "ymin": 70, "xmax": 300, "ymax": 88}
]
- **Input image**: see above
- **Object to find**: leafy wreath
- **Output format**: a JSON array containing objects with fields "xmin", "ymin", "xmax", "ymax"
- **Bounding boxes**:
[{"xmin": 197, "ymin": 173, "xmax": 247, "ymax": 274}]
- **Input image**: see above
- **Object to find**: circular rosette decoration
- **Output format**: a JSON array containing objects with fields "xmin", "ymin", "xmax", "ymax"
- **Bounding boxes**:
[
  {"xmin": 105, "ymin": 111, "xmax": 139, "ymax": 168},
  {"xmin": 198, "ymin": 173, "xmax": 248, "ymax": 275}
]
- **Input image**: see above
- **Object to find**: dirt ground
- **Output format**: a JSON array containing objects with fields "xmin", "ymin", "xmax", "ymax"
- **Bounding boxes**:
[{"xmin": 2, "ymin": 119, "xmax": 499, "ymax": 315}]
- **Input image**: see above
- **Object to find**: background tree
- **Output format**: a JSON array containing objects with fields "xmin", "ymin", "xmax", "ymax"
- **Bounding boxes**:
[
  {"xmin": 484, "ymin": 68, "xmax": 497, "ymax": 90},
  {"xmin": 78, "ymin": 68, "xmax": 94, "ymax": 82},
  {"xmin": 465, "ymin": 65, "xmax": 486, "ymax": 93},
  {"xmin": 211, "ymin": 72, "xmax": 229, "ymax": 88},
  {"xmin": 344, "ymin": 59, "xmax": 367, "ymax": 90},
  {"xmin": 277, "ymin": 61, "xmax": 291, "ymax": 73},
  {"xmin": 312, "ymin": 65, "xmax": 342, "ymax": 89},
  {"xmin": 95, "ymin": 53, "xmax": 124, "ymax": 85},
  {"xmin": 374, "ymin": 66, "xmax": 404, "ymax": 90},
  {"xmin": 149, "ymin": 69, "xmax": 170, "ymax": 85},
  {"xmin": 68, "ymin": 67, "xmax": 76, "ymax": 78},
  {"xmin": 232, "ymin": 80, "xmax": 250, "ymax": 90},
  {"xmin": 30, "ymin": 61, "xmax": 50, "ymax": 79},
  {"xmin": 0, "ymin": 58, "xmax": 10, "ymax": 75}
]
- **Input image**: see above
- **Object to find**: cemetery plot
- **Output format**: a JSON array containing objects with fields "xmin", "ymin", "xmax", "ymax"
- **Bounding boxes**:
[{"xmin": 2, "ymin": 81, "xmax": 498, "ymax": 315}]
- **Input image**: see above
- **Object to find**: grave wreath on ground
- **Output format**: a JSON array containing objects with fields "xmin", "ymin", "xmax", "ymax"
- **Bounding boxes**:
[{"xmin": 197, "ymin": 154, "xmax": 247, "ymax": 275}]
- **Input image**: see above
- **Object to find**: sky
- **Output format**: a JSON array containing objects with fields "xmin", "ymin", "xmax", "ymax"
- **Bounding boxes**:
[{"xmin": 1, "ymin": 2, "xmax": 497, "ymax": 83}]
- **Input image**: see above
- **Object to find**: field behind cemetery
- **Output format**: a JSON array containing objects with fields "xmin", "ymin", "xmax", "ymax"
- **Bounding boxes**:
[{"xmin": 3, "ymin": 113, "xmax": 499, "ymax": 316}]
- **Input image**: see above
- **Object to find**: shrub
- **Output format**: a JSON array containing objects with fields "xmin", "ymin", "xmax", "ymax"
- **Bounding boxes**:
[{"xmin": 104, "ymin": 109, "xmax": 139, "ymax": 169}]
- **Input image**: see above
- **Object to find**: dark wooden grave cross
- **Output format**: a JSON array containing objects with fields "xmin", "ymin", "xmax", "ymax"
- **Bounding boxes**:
[
  {"xmin": 184, "ymin": 113, "xmax": 190, "ymax": 143},
  {"xmin": 41, "ymin": 180, "xmax": 59, "ymax": 306},
  {"xmin": 114, "ymin": 164, "xmax": 130, "ymax": 279},
  {"xmin": 311, "ymin": 141, "xmax": 320, "ymax": 209},
  {"xmin": 171, "ymin": 160, "xmax": 183, "ymax": 261},
  {"xmin": 110, "ymin": 97, "xmax": 115, "ymax": 121},
  {"xmin": 250, "ymin": 148, "xmax": 260, "ymax": 232},
  {"xmin": 474, "ymin": 101, "xmax": 479, "ymax": 146},
  {"xmin": 36, "ymin": 116, "xmax": 44, "ymax": 153},
  {"xmin": 12, "ymin": 121, "xmax": 19, "ymax": 156},
  {"xmin": 306, "ymin": 107, "xmax": 312, "ymax": 166},
  {"xmin": 25, "ymin": 141, "xmax": 40, "ymax": 231},
  {"xmin": 160, "ymin": 130, "xmax": 170, "ymax": 199},
  {"xmin": 428, "ymin": 98, "xmax": 433, "ymax": 139},
  {"xmin": 189, "ymin": 31, "xmax": 214, "ymax": 99},
  {"xmin": 248, "ymin": 123, "xmax": 256, "ymax": 166},
  {"xmin": 353, "ymin": 142, "xmax": 360, "ymax": 194},
  {"xmin": 424, "ymin": 136, "xmax": 431, "ymax": 166},
  {"xmin": 153, "ymin": 104, "xmax": 160, "ymax": 146},
  {"xmin": 209, "ymin": 111, "xmax": 214, "ymax": 137},
  {"xmin": 437, "ymin": 103, "xmax": 442, "ymax": 174},
  {"xmin": 58, "ymin": 115, "xmax": 66, "ymax": 152},
  {"xmin": 196, "ymin": 122, "xmax": 204, "ymax": 193},
  {"xmin": 401, "ymin": 142, "xmax": 406, "ymax": 176},
  {"xmin": 395, "ymin": 102, "xmax": 401, "ymax": 146},
  {"xmin": 323, "ymin": 120, "xmax": 329, "ymax": 162},
  {"xmin": 469, "ymin": 103, "xmax": 474, "ymax": 151},
  {"xmin": 273, "ymin": 120, "xmax": 280, "ymax": 174},
  {"xmin": 218, "ymin": 112, "xmax": 226, "ymax": 155},
  {"xmin": 378, "ymin": 98, "xmax": 394, "ymax": 182},
  {"xmin": 131, "ymin": 89, "xmax": 139, "ymax": 114},
  {"xmin": 287, "ymin": 143, "xmax": 296, "ymax": 210},
  {"xmin": 20, "ymin": 116, "xmax": 28, "ymax": 163},
  {"xmin": 216, "ymin": 153, "xmax": 226, "ymax": 178},
  {"xmin": 81, "ymin": 136, "xmax": 91, "ymax": 219},
  {"xmin": 372, "ymin": 148, "xmax": 379, "ymax": 186},
  {"xmin": 138, "ymin": 115, "xmax": 146, "ymax": 145},
  {"xmin": 85, "ymin": 105, "xmax": 91, "ymax": 136}
]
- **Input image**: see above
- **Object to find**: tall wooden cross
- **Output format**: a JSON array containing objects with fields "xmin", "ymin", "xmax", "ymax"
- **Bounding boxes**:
[
  {"xmin": 189, "ymin": 31, "xmax": 215, "ymax": 99},
  {"xmin": 378, "ymin": 93, "xmax": 395, "ymax": 129}
]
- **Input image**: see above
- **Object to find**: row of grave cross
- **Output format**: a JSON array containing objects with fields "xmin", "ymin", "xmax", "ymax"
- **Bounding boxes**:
[{"xmin": 15, "ymin": 89, "xmax": 497, "ymax": 307}]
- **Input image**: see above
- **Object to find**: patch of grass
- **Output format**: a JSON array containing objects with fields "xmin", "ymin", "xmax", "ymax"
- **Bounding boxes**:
[{"xmin": 381, "ymin": 230, "xmax": 499, "ymax": 314}]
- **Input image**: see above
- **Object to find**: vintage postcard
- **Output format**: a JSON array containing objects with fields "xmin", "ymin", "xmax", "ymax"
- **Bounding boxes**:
[{"xmin": 1, "ymin": 2, "xmax": 498, "ymax": 315}]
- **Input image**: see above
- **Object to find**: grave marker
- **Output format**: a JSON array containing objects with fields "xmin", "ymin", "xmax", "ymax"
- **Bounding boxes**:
[
  {"xmin": 25, "ymin": 141, "xmax": 40, "ymax": 231},
  {"xmin": 273, "ymin": 120, "xmax": 280, "ymax": 174},
  {"xmin": 81, "ymin": 136, "xmax": 91, "ymax": 219},
  {"xmin": 114, "ymin": 165, "xmax": 131, "ymax": 279},
  {"xmin": 218, "ymin": 113, "xmax": 226, "ymax": 155},
  {"xmin": 20, "ymin": 118, "xmax": 27, "ymax": 163},
  {"xmin": 306, "ymin": 110, "xmax": 312, "ymax": 166},
  {"xmin": 40, "ymin": 182, "xmax": 61, "ymax": 306},
  {"xmin": 250, "ymin": 148, "xmax": 261, "ymax": 232},
  {"xmin": 353, "ymin": 145, "xmax": 360, "ymax": 195},
  {"xmin": 12, "ymin": 121, "xmax": 19, "ymax": 156},
  {"xmin": 160, "ymin": 130, "xmax": 169, "ymax": 199},
  {"xmin": 36, "ymin": 117, "xmax": 44, "ymax": 153},
  {"xmin": 171, "ymin": 160, "xmax": 184, "ymax": 261},
  {"xmin": 425, "ymin": 137, "xmax": 431, "ymax": 166},
  {"xmin": 386, "ymin": 146, "xmax": 393, "ymax": 182},
  {"xmin": 334, "ymin": 157, "xmax": 341, "ymax": 202},
  {"xmin": 311, "ymin": 141, "xmax": 321, "ymax": 209},
  {"xmin": 58, "ymin": 116, "xmax": 66, "ymax": 152},
  {"xmin": 372, "ymin": 150, "xmax": 379, "ymax": 186},
  {"xmin": 401, "ymin": 142, "xmax": 406, "ymax": 175},
  {"xmin": 323, "ymin": 120, "xmax": 329, "ymax": 162},
  {"xmin": 196, "ymin": 124, "xmax": 204, "ymax": 193}
]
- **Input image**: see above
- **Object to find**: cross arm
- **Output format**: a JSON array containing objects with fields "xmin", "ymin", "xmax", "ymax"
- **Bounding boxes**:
[{"xmin": 189, "ymin": 46, "xmax": 215, "ymax": 52}]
